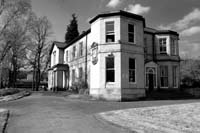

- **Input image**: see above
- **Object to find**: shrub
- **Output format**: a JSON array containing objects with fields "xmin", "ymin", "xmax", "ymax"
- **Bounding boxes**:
[
  {"xmin": 0, "ymin": 88, "xmax": 20, "ymax": 96},
  {"xmin": 70, "ymin": 80, "xmax": 88, "ymax": 94}
]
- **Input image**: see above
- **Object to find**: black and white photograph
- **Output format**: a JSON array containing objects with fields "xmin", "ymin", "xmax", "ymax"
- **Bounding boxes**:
[{"xmin": 1, "ymin": 0, "xmax": 200, "ymax": 132}]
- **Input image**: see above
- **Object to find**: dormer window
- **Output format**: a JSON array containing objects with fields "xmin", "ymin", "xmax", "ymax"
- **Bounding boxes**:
[
  {"xmin": 159, "ymin": 38, "xmax": 167, "ymax": 54},
  {"xmin": 106, "ymin": 21, "xmax": 115, "ymax": 42},
  {"xmin": 128, "ymin": 24, "xmax": 135, "ymax": 43}
]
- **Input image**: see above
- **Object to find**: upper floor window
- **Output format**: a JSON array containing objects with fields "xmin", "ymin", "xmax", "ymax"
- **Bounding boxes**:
[
  {"xmin": 159, "ymin": 38, "xmax": 167, "ymax": 54},
  {"xmin": 160, "ymin": 65, "xmax": 168, "ymax": 87},
  {"xmin": 105, "ymin": 21, "xmax": 115, "ymax": 42},
  {"xmin": 72, "ymin": 46, "xmax": 76, "ymax": 59},
  {"xmin": 66, "ymin": 50, "xmax": 68, "ymax": 62},
  {"xmin": 129, "ymin": 58, "xmax": 136, "ymax": 83},
  {"xmin": 106, "ymin": 56, "xmax": 115, "ymax": 82},
  {"xmin": 171, "ymin": 39, "xmax": 177, "ymax": 55},
  {"xmin": 79, "ymin": 42, "xmax": 83, "ymax": 57},
  {"xmin": 128, "ymin": 24, "xmax": 135, "ymax": 43},
  {"xmin": 53, "ymin": 51, "xmax": 56, "ymax": 65}
]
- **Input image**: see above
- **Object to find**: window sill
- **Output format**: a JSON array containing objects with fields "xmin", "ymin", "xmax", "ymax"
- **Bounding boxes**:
[
  {"xmin": 160, "ymin": 87, "xmax": 169, "ymax": 89},
  {"xmin": 106, "ymin": 82, "xmax": 115, "ymax": 84},
  {"xmin": 129, "ymin": 82, "xmax": 136, "ymax": 84}
]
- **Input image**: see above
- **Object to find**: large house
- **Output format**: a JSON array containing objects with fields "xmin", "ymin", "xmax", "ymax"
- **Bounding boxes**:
[{"xmin": 48, "ymin": 10, "xmax": 180, "ymax": 101}]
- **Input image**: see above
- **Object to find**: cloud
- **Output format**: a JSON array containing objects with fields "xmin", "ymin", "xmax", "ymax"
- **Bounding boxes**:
[
  {"xmin": 181, "ymin": 26, "xmax": 200, "ymax": 36},
  {"xmin": 124, "ymin": 4, "xmax": 151, "ymax": 15},
  {"xmin": 158, "ymin": 8, "xmax": 200, "ymax": 31},
  {"xmin": 106, "ymin": 0, "xmax": 122, "ymax": 8}
]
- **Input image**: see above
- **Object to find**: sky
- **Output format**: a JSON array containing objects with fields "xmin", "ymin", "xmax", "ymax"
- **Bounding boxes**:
[{"xmin": 31, "ymin": 0, "xmax": 200, "ymax": 58}]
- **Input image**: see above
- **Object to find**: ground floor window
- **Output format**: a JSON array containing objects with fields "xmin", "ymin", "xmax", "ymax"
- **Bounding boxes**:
[
  {"xmin": 106, "ymin": 56, "xmax": 115, "ymax": 82},
  {"xmin": 129, "ymin": 58, "xmax": 136, "ymax": 83},
  {"xmin": 72, "ymin": 69, "xmax": 75, "ymax": 83},
  {"xmin": 79, "ymin": 67, "xmax": 83, "ymax": 80},
  {"xmin": 160, "ymin": 65, "xmax": 168, "ymax": 87},
  {"xmin": 172, "ymin": 66, "xmax": 178, "ymax": 87}
]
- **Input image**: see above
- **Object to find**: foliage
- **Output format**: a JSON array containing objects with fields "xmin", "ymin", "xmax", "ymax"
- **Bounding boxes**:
[
  {"xmin": 180, "ymin": 59, "xmax": 200, "ymax": 88},
  {"xmin": 26, "ymin": 14, "xmax": 52, "ymax": 91},
  {"xmin": 0, "ymin": 88, "xmax": 20, "ymax": 96},
  {"xmin": 70, "ymin": 80, "xmax": 88, "ymax": 94},
  {"xmin": 0, "ymin": 0, "xmax": 32, "ymax": 88},
  {"xmin": 65, "ymin": 14, "xmax": 79, "ymax": 44}
]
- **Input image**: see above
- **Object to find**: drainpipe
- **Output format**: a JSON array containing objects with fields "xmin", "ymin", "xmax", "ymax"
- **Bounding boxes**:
[
  {"xmin": 85, "ymin": 34, "xmax": 88, "ymax": 87},
  {"xmin": 152, "ymin": 34, "xmax": 156, "ymax": 61}
]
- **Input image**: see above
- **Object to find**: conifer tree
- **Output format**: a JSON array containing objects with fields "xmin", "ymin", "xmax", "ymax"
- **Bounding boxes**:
[{"xmin": 65, "ymin": 14, "xmax": 79, "ymax": 44}]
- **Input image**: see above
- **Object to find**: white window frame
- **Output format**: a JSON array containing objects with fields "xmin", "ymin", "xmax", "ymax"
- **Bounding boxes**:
[
  {"xmin": 79, "ymin": 42, "xmax": 83, "ymax": 57},
  {"xmin": 128, "ymin": 24, "xmax": 135, "ymax": 43},
  {"xmin": 53, "ymin": 51, "xmax": 56, "ymax": 65},
  {"xmin": 106, "ymin": 56, "xmax": 115, "ymax": 82},
  {"xmin": 160, "ymin": 65, "xmax": 168, "ymax": 88},
  {"xmin": 159, "ymin": 38, "xmax": 167, "ymax": 54},
  {"xmin": 105, "ymin": 21, "xmax": 115, "ymax": 43},
  {"xmin": 72, "ymin": 69, "xmax": 75, "ymax": 83},
  {"xmin": 145, "ymin": 67, "xmax": 157, "ymax": 88},
  {"xmin": 172, "ymin": 66, "xmax": 178, "ymax": 88},
  {"xmin": 79, "ymin": 67, "xmax": 83, "ymax": 80},
  {"xmin": 129, "ymin": 58, "xmax": 136, "ymax": 83},
  {"xmin": 171, "ymin": 39, "xmax": 177, "ymax": 55},
  {"xmin": 72, "ymin": 46, "xmax": 76, "ymax": 59},
  {"xmin": 65, "ymin": 50, "xmax": 68, "ymax": 63}
]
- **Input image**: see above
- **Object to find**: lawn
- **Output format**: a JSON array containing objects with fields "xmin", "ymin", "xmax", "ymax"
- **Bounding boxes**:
[
  {"xmin": 99, "ymin": 102, "xmax": 200, "ymax": 133},
  {"xmin": 0, "ymin": 109, "xmax": 9, "ymax": 133}
]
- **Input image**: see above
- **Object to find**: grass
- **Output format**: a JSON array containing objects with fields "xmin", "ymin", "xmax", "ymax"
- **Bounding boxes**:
[
  {"xmin": 0, "ymin": 109, "xmax": 9, "ymax": 133},
  {"xmin": 99, "ymin": 102, "xmax": 200, "ymax": 133}
]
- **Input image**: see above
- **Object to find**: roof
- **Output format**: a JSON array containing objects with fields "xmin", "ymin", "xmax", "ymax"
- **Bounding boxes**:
[
  {"xmin": 49, "ymin": 41, "xmax": 67, "ymax": 55},
  {"xmin": 156, "ymin": 30, "xmax": 179, "ymax": 36},
  {"xmin": 144, "ymin": 27, "xmax": 179, "ymax": 37},
  {"xmin": 89, "ymin": 10, "xmax": 146, "ymax": 27}
]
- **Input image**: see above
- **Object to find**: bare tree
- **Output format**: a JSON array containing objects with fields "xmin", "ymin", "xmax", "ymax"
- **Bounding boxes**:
[
  {"xmin": 28, "ymin": 15, "xmax": 52, "ymax": 91},
  {"xmin": 0, "ymin": 0, "xmax": 31, "ymax": 88}
]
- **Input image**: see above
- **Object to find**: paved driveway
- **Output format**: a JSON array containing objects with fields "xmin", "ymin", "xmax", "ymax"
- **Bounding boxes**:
[{"xmin": 0, "ymin": 93, "xmax": 199, "ymax": 133}]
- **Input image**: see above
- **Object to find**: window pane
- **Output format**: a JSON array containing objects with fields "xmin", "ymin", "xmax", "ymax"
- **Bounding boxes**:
[
  {"xmin": 106, "ymin": 70, "xmax": 115, "ymax": 82},
  {"xmin": 129, "ymin": 70, "xmax": 135, "ymax": 82},
  {"xmin": 106, "ymin": 57, "xmax": 115, "ymax": 82},
  {"xmin": 160, "ymin": 66, "xmax": 168, "ymax": 87},
  {"xmin": 106, "ymin": 22, "xmax": 114, "ymax": 33},
  {"xmin": 129, "ymin": 58, "xmax": 135, "ymax": 69},
  {"xmin": 72, "ymin": 69, "xmax": 75, "ymax": 83},
  {"xmin": 106, "ymin": 57, "xmax": 114, "ymax": 69},
  {"xmin": 79, "ymin": 42, "xmax": 83, "ymax": 56},
  {"xmin": 159, "ymin": 38, "xmax": 167, "ymax": 53},
  {"xmin": 106, "ymin": 35, "xmax": 115, "ymax": 42},
  {"xmin": 106, "ymin": 21, "xmax": 115, "ymax": 42},
  {"xmin": 128, "ymin": 33, "xmax": 134, "ymax": 42},
  {"xmin": 79, "ymin": 67, "xmax": 83, "ymax": 79},
  {"xmin": 128, "ymin": 24, "xmax": 134, "ymax": 32}
]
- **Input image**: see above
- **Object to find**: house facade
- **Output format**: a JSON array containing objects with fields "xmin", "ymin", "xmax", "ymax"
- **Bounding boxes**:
[{"xmin": 48, "ymin": 10, "xmax": 180, "ymax": 101}]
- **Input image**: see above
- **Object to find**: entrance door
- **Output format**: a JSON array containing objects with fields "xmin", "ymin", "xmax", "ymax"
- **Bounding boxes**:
[
  {"xmin": 148, "ymin": 73, "xmax": 154, "ymax": 92},
  {"xmin": 146, "ymin": 67, "xmax": 156, "ymax": 92}
]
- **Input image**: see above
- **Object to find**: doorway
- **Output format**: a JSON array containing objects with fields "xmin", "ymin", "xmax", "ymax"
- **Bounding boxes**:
[{"xmin": 146, "ymin": 67, "xmax": 157, "ymax": 92}]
